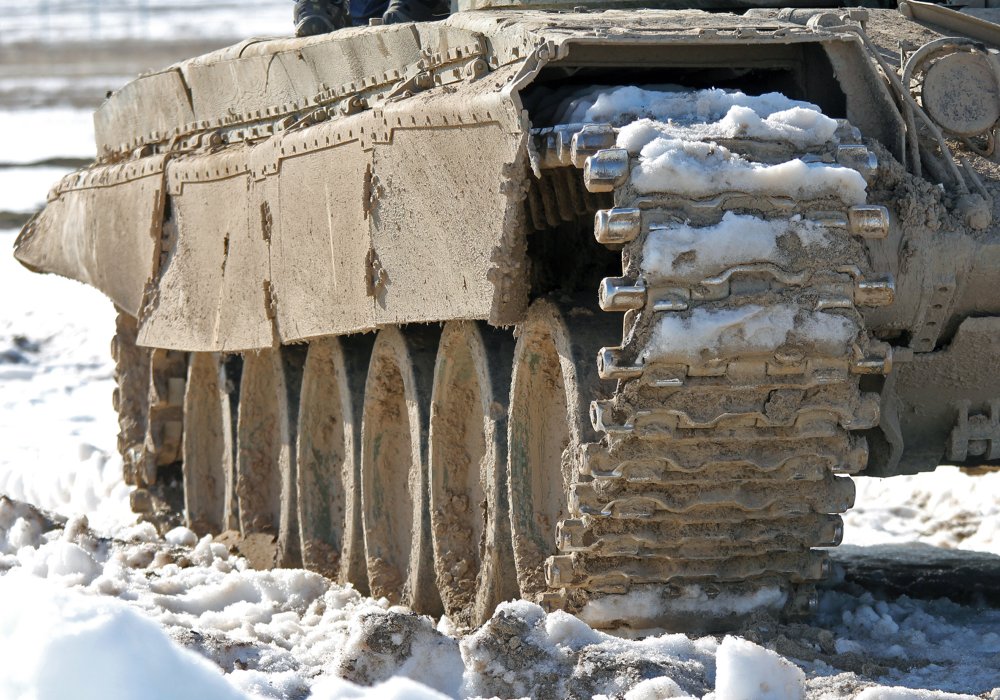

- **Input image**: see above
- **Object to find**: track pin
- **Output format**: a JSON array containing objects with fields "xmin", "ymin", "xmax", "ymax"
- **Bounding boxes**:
[
  {"xmin": 571, "ymin": 124, "xmax": 617, "ymax": 168},
  {"xmin": 594, "ymin": 207, "xmax": 641, "ymax": 245},
  {"xmin": 847, "ymin": 205, "xmax": 890, "ymax": 239},
  {"xmin": 584, "ymin": 148, "xmax": 630, "ymax": 192},
  {"xmin": 854, "ymin": 275, "xmax": 895, "ymax": 307},
  {"xmin": 836, "ymin": 144, "xmax": 879, "ymax": 181},
  {"xmin": 590, "ymin": 400, "xmax": 634, "ymax": 434},
  {"xmin": 597, "ymin": 346, "xmax": 643, "ymax": 380},
  {"xmin": 599, "ymin": 277, "xmax": 647, "ymax": 312}
]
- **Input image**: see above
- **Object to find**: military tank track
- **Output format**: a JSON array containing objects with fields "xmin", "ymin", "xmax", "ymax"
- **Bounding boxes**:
[
  {"xmin": 534, "ymin": 116, "xmax": 896, "ymax": 628},
  {"xmin": 107, "ymin": 102, "xmax": 898, "ymax": 631},
  {"xmin": 113, "ymin": 311, "xmax": 187, "ymax": 531}
]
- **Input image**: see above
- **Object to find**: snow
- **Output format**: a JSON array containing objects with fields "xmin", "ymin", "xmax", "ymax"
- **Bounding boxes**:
[
  {"xmin": 714, "ymin": 636, "xmax": 805, "ymax": 700},
  {"xmin": 641, "ymin": 212, "xmax": 830, "ymax": 284},
  {"xmin": 615, "ymin": 107, "xmax": 839, "ymax": 151},
  {"xmin": 0, "ymin": 166, "xmax": 73, "ymax": 212},
  {"xmin": 560, "ymin": 86, "xmax": 864, "ymax": 201},
  {"xmin": 845, "ymin": 467, "xmax": 1000, "ymax": 555},
  {"xmin": 628, "ymin": 136, "xmax": 866, "ymax": 202},
  {"xmin": 0, "ymin": 0, "xmax": 287, "ymax": 45},
  {"xmin": 0, "ymin": 108, "xmax": 97, "ymax": 163},
  {"xmin": 0, "ymin": 574, "xmax": 248, "ymax": 700},
  {"xmin": 561, "ymin": 86, "xmax": 832, "ymax": 130},
  {"xmin": 0, "ymin": 229, "xmax": 131, "ymax": 533},
  {"xmin": 643, "ymin": 304, "xmax": 858, "ymax": 365},
  {"xmin": 853, "ymin": 689, "xmax": 981, "ymax": 700}
]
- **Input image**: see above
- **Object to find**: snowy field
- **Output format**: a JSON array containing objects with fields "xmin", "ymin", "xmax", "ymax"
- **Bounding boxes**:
[{"xmin": 3, "ymin": 5, "xmax": 1000, "ymax": 699}]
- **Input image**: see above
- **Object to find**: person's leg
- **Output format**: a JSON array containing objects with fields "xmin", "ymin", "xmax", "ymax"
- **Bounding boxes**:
[
  {"xmin": 293, "ymin": 0, "xmax": 349, "ymax": 36},
  {"xmin": 350, "ymin": 0, "xmax": 389, "ymax": 25},
  {"xmin": 381, "ymin": 0, "xmax": 449, "ymax": 23}
]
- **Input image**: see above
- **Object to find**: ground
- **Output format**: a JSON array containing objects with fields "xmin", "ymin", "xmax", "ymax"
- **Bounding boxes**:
[{"xmin": 2, "ymin": 3, "xmax": 1000, "ymax": 699}]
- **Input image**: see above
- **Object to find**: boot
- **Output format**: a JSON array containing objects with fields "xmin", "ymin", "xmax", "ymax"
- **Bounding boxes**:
[
  {"xmin": 382, "ymin": 0, "xmax": 450, "ymax": 24},
  {"xmin": 293, "ymin": 0, "xmax": 349, "ymax": 36}
]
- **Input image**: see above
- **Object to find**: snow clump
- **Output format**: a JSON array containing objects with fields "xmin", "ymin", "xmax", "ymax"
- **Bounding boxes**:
[
  {"xmin": 643, "ymin": 304, "xmax": 857, "ymax": 365},
  {"xmin": 714, "ymin": 635, "xmax": 805, "ymax": 700},
  {"xmin": 641, "ymin": 212, "xmax": 831, "ymax": 283},
  {"xmin": 628, "ymin": 136, "xmax": 866, "ymax": 202}
]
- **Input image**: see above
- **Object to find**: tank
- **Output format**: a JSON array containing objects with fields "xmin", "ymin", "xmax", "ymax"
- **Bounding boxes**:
[{"xmin": 14, "ymin": 0, "xmax": 1000, "ymax": 631}]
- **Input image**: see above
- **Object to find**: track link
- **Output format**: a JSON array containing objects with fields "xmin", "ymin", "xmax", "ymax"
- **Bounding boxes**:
[
  {"xmin": 545, "ymin": 118, "xmax": 894, "ymax": 625},
  {"xmin": 112, "ymin": 310, "xmax": 187, "ymax": 532}
]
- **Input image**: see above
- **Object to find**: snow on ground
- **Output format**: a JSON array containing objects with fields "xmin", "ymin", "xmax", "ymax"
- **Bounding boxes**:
[
  {"xmin": 0, "ymin": 0, "xmax": 287, "ymax": 45},
  {"xmin": 845, "ymin": 469, "xmax": 1000, "ymax": 556},
  {"xmin": 0, "ymin": 108, "xmax": 96, "ymax": 163},
  {"xmin": 0, "ymin": 229, "xmax": 131, "ymax": 532},
  {"xmin": 0, "ymin": 166, "xmax": 72, "ymax": 212}
]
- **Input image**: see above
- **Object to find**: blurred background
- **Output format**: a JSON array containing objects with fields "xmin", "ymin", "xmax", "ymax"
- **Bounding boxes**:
[{"xmin": 0, "ymin": 0, "xmax": 289, "ymax": 226}]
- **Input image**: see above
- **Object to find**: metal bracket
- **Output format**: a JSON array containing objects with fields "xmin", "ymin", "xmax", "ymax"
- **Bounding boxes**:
[{"xmin": 948, "ymin": 399, "xmax": 1000, "ymax": 462}]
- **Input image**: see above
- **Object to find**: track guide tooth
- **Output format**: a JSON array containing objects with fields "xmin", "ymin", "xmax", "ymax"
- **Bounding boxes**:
[
  {"xmin": 594, "ymin": 207, "xmax": 641, "ymax": 245},
  {"xmin": 584, "ymin": 148, "xmax": 630, "ymax": 192}
]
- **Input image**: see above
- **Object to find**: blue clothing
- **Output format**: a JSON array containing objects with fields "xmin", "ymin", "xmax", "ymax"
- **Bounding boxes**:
[{"xmin": 351, "ymin": 0, "xmax": 388, "ymax": 23}]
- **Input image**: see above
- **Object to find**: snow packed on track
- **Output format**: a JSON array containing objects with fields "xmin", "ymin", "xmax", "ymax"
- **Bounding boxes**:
[{"xmin": 3, "ymin": 67, "xmax": 1000, "ymax": 700}]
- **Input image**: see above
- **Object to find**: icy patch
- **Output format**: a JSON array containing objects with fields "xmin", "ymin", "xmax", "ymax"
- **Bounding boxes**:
[
  {"xmin": 641, "ymin": 212, "xmax": 830, "ymax": 283},
  {"xmin": 628, "ymin": 137, "xmax": 866, "ymax": 202},
  {"xmin": 715, "ymin": 636, "xmax": 805, "ymax": 700},
  {"xmin": 643, "ymin": 305, "xmax": 857, "ymax": 365}
]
